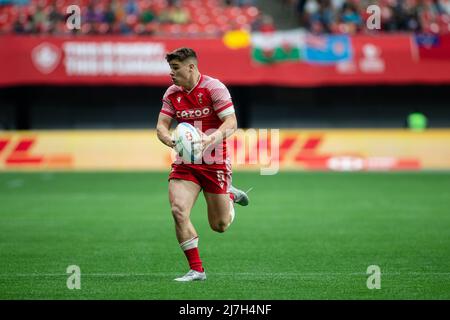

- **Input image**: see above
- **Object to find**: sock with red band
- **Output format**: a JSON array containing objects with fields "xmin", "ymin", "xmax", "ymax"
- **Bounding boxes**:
[{"xmin": 180, "ymin": 236, "xmax": 203, "ymax": 272}]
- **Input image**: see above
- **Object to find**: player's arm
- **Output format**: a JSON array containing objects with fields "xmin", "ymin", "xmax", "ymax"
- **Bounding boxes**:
[
  {"xmin": 202, "ymin": 113, "xmax": 237, "ymax": 148},
  {"xmin": 156, "ymin": 113, "xmax": 176, "ymax": 148}
]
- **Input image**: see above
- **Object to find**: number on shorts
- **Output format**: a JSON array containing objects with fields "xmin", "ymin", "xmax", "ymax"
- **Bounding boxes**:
[{"xmin": 217, "ymin": 170, "xmax": 225, "ymax": 189}]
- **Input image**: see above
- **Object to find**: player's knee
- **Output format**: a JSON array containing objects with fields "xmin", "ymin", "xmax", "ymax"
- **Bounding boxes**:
[
  {"xmin": 171, "ymin": 204, "xmax": 189, "ymax": 225},
  {"xmin": 210, "ymin": 220, "xmax": 228, "ymax": 233}
]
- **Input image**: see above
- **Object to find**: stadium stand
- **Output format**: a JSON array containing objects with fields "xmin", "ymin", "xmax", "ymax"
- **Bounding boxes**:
[
  {"xmin": 0, "ymin": 0, "xmax": 263, "ymax": 36},
  {"xmin": 1, "ymin": 0, "xmax": 450, "ymax": 36},
  {"xmin": 290, "ymin": 0, "xmax": 450, "ymax": 34}
]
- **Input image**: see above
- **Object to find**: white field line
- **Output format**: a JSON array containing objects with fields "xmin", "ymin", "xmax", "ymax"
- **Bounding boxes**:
[{"xmin": 0, "ymin": 272, "xmax": 449, "ymax": 278}]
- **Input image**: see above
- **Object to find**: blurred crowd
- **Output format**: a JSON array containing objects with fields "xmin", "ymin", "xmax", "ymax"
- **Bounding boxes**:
[
  {"xmin": 2, "ymin": 0, "xmax": 449, "ymax": 36},
  {"xmin": 0, "ymin": 0, "xmax": 267, "ymax": 36},
  {"xmin": 288, "ymin": 0, "xmax": 450, "ymax": 34}
]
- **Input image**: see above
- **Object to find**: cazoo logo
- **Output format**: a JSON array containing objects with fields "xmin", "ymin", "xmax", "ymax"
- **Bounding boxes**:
[{"xmin": 176, "ymin": 107, "xmax": 211, "ymax": 119}]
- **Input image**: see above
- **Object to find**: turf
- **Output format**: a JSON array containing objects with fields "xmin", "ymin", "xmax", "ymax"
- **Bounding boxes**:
[{"xmin": 0, "ymin": 171, "xmax": 449, "ymax": 299}]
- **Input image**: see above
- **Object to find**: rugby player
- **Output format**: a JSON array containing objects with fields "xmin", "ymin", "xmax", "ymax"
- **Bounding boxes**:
[{"xmin": 156, "ymin": 47, "xmax": 249, "ymax": 282}]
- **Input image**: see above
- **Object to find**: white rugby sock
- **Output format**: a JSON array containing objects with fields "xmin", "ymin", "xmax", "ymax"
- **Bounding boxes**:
[{"xmin": 180, "ymin": 236, "xmax": 199, "ymax": 251}]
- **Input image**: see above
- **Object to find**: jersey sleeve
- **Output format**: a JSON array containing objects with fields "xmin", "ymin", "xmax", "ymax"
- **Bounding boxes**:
[
  {"xmin": 210, "ymin": 80, "xmax": 235, "ymax": 120},
  {"xmin": 160, "ymin": 88, "xmax": 176, "ymax": 119}
]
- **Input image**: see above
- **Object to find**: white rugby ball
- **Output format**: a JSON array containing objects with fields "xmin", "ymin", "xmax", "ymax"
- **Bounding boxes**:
[{"xmin": 172, "ymin": 122, "xmax": 202, "ymax": 163}]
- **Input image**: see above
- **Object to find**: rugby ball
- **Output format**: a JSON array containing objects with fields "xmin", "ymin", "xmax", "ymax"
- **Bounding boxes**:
[{"xmin": 172, "ymin": 122, "xmax": 203, "ymax": 163}]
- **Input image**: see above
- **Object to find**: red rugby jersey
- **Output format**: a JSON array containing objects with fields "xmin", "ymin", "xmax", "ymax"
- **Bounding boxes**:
[{"xmin": 160, "ymin": 74, "xmax": 235, "ymax": 165}]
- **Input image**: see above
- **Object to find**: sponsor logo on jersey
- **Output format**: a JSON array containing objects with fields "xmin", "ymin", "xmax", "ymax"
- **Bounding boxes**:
[{"xmin": 176, "ymin": 107, "xmax": 211, "ymax": 119}]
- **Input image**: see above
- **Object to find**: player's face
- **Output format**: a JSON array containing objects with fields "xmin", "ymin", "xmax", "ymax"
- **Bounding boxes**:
[{"xmin": 169, "ymin": 59, "xmax": 192, "ymax": 87}]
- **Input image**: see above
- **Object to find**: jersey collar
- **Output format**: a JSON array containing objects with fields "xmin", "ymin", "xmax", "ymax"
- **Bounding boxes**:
[{"xmin": 185, "ymin": 74, "xmax": 202, "ymax": 95}]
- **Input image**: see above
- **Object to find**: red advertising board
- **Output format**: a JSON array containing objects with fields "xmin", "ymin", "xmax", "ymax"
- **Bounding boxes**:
[{"xmin": 1, "ymin": 34, "xmax": 450, "ymax": 87}]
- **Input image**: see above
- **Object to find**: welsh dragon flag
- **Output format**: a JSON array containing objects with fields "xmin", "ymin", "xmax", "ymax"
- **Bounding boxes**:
[
  {"xmin": 251, "ymin": 29, "xmax": 306, "ymax": 64},
  {"xmin": 251, "ymin": 29, "xmax": 352, "ymax": 65}
]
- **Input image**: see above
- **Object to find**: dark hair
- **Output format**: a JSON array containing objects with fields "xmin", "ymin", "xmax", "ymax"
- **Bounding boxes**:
[{"xmin": 165, "ymin": 47, "xmax": 198, "ymax": 63}]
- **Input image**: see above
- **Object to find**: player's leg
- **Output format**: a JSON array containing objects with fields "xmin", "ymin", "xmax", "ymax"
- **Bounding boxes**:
[
  {"xmin": 197, "ymin": 167, "xmax": 235, "ymax": 233},
  {"xmin": 168, "ymin": 178, "xmax": 206, "ymax": 281},
  {"xmin": 199, "ymin": 166, "xmax": 249, "ymax": 232},
  {"xmin": 169, "ymin": 179, "xmax": 201, "ymax": 243},
  {"xmin": 203, "ymin": 192, "xmax": 235, "ymax": 233}
]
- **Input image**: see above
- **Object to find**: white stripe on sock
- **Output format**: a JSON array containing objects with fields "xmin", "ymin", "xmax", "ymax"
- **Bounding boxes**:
[{"xmin": 180, "ymin": 236, "xmax": 198, "ymax": 251}]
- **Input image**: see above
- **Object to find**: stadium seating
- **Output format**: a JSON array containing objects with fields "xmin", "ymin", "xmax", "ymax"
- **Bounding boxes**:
[
  {"xmin": 0, "ymin": 0, "xmax": 262, "ymax": 36},
  {"xmin": 292, "ymin": 0, "xmax": 450, "ymax": 35},
  {"xmin": 2, "ymin": 0, "xmax": 449, "ymax": 36}
]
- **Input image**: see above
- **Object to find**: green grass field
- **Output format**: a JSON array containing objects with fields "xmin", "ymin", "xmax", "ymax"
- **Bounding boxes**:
[{"xmin": 0, "ymin": 171, "xmax": 449, "ymax": 299}]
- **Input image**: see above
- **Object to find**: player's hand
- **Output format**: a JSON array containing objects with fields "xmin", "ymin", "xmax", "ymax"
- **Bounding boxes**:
[
  {"xmin": 201, "ymin": 135, "xmax": 213, "ymax": 151},
  {"xmin": 169, "ymin": 132, "xmax": 177, "ymax": 149},
  {"xmin": 195, "ymin": 128, "xmax": 213, "ymax": 151}
]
